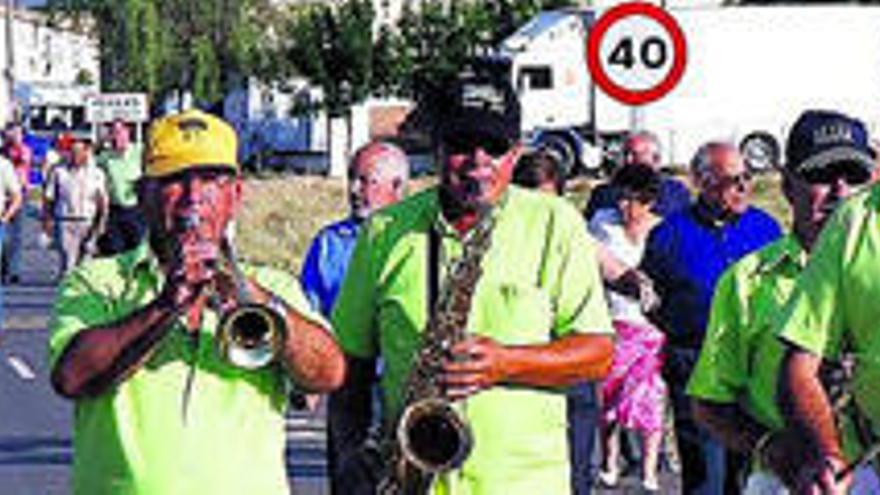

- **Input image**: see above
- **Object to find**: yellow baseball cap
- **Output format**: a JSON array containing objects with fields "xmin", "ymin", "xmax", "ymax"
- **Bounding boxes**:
[{"xmin": 145, "ymin": 109, "xmax": 238, "ymax": 178}]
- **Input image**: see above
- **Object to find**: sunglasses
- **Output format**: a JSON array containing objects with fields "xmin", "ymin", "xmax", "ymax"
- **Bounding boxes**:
[
  {"xmin": 444, "ymin": 134, "xmax": 512, "ymax": 158},
  {"xmin": 801, "ymin": 163, "xmax": 870, "ymax": 186},
  {"xmin": 717, "ymin": 171, "xmax": 754, "ymax": 190}
]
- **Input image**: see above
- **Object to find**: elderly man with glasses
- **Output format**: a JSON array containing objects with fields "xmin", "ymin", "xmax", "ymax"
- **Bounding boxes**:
[{"xmin": 639, "ymin": 140, "xmax": 782, "ymax": 494}]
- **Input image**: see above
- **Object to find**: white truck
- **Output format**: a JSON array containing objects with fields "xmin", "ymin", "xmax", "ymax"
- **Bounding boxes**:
[{"xmin": 480, "ymin": 6, "xmax": 880, "ymax": 174}]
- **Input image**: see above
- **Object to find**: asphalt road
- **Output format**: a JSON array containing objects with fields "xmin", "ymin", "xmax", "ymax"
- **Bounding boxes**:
[{"xmin": 0, "ymin": 204, "xmax": 680, "ymax": 495}]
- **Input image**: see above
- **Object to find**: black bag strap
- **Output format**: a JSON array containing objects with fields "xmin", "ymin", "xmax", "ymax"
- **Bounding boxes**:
[{"xmin": 428, "ymin": 226, "xmax": 440, "ymax": 314}]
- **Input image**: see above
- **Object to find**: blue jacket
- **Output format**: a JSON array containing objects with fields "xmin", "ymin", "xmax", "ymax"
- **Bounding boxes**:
[{"xmin": 640, "ymin": 199, "xmax": 781, "ymax": 348}]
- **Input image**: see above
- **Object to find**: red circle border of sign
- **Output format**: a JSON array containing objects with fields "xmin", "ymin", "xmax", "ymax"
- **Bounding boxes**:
[{"xmin": 586, "ymin": 2, "xmax": 688, "ymax": 106}]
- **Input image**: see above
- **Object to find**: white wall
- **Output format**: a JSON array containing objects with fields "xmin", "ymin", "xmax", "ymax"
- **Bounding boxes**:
[{"xmin": 0, "ymin": 5, "xmax": 100, "ymax": 123}]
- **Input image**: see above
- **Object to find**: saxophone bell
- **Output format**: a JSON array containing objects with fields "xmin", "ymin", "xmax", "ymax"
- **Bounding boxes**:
[{"xmin": 397, "ymin": 398, "xmax": 473, "ymax": 474}]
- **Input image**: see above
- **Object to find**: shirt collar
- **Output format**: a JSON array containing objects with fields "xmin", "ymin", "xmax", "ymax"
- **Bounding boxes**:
[
  {"xmin": 433, "ymin": 187, "xmax": 509, "ymax": 241},
  {"xmin": 754, "ymin": 234, "xmax": 807, "ymax": 276},
  {"xmin": 692, "ymin": 195, "xmax": 740, "ymax": 229},
  {"xmin": 122, "ymin": 242, "xmax": 162, "ymax": 280}
]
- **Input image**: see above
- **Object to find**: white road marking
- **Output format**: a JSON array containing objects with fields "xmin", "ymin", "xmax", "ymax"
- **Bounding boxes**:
[{"xmin": 7, "ymin": 354, "xmax": 36, "ymax": 380}]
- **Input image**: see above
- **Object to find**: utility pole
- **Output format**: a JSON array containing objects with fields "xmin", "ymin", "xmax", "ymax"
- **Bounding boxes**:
[{"xmin": 4, "ymin": 0, "xmax": 15, "ymax": 123}]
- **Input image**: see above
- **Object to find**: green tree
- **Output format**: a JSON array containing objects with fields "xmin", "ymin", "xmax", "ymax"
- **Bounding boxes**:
[
  {"xmin": 283, "ymin": 0, "xmax": 375, "ymax": 117},
  {"xmin": 48, "ymin": 0, "xmax": 285, "ymax": 108}
]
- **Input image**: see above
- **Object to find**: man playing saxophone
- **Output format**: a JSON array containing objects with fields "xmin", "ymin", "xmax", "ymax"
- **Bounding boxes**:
[
  {"xmin": 48, "ymin": 109, "xmax": 345, "ymax": 495},
  {"xmin": 330, "ymin": 75, "xmax": 615, "ymax": 494}
]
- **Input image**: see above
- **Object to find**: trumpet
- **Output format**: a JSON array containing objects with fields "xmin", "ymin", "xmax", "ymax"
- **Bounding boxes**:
[
  {"xmin": 213, "ymin": 238, "xmax": 287, "ymax": 370},
  {"xmin": 175, "ymin": 213, "xmax": 287, "ymax": 370}
]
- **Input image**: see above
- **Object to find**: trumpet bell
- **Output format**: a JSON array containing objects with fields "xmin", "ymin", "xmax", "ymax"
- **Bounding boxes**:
[
  {"xmin": 397, "ymin": 398, "xmax": 473, "ymax": 474},
  {"xmin": 216, "ymin": 303, "xmax": 286, "ymax": 370}
]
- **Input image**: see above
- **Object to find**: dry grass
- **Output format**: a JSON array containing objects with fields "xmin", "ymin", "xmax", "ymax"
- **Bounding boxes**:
[{"xmin": 237, "ymin": 173, "xmax": 791, "ymax": 273}]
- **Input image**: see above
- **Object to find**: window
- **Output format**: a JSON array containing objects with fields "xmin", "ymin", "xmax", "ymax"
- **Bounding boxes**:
[{"xmin": 519, "ymin": 66, "xmax": 553, "ymax": 91}]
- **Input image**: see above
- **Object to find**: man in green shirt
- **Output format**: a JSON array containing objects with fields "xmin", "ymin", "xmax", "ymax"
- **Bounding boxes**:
[
  {"xmin": 96, "ymin": 119, "xmax": 146, "ymax": 255},
  {"xmin": 330, "ymin": 76, "xmax": 614, "ymax": 495},
  {"xmin": 777, "ymin": 115, "xmax": 880, "ymax": 492},
  {"xmin": 49, "ymin": 109, "xmax": 346, "ymax": 495},
  {"xmin": 688, "ymin": 110, "xmax": 877, "ymax": 493}
]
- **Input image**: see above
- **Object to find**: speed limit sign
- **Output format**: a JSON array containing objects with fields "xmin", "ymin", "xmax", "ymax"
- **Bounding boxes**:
[{"xmin": 587, "ymin": 2, "xmax": 688, "ymax": 106}]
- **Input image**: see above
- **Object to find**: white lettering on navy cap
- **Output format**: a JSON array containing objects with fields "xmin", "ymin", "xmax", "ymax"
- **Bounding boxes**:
[{"xmin": 813, "ymin": 123, "xmax": 855, "ymax": 146}]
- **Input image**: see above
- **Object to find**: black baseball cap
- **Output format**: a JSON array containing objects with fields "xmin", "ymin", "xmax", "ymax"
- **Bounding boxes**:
[
  {"xmin": 785, "ymin": 109, "xmax": 875, "ymax": 183},
  {"xmin": 437, "ymin": 74, "xmax": 521, "ymax": 153}
]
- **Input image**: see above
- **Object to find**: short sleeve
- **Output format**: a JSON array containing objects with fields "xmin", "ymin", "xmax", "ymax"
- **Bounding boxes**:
[
  {"xmin": 548, "ymin": 204, "xmax": 613, "ymax": 337},
  {"xmin": 332, "ymin": 223, "xmax": 379, "ymax": 358},
  {"xmin": 687, "ymin": 266, "xmax": 747, "ymax": 402},
  {"xmin": 47, "ymin": 270, "xmax": 114, "ymax": 370},
  {"xmin": 252, "ymin": 265, "xmax": 330, "ymax": 333}
]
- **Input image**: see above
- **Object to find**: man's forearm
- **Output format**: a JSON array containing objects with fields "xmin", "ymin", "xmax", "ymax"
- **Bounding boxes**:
[
  {"xmin": 779, "ymin": 347, "xmax": 844, "ymax": 459},
  {"xmin": 51, "ymin": 293, "xmax": 181, "ymax": 399},
  {"xmin": 277, "ymin": 302, "xmax": 346, "ymax": 393},
  {"xmin": 502, "ymin": 333, "xmax": 614, "ymax": 387},
  {"xmin": 693, "ymin": 399, "xmax": 767, "ymax": 453}
]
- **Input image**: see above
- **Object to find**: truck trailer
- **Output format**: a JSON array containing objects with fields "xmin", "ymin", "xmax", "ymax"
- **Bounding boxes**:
[{"xmin": 481, "ymin": 6, "xmax": 880, "ymax": 174}]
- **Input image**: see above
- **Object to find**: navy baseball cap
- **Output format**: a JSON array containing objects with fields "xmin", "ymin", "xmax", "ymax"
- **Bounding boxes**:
[
  {"xmin": 438, "ymin": 74, "xmax": 521, "ymax": 151},
  {"xmin": 785, "ymin": 110, "xmax": 875, "ymax": 182}
]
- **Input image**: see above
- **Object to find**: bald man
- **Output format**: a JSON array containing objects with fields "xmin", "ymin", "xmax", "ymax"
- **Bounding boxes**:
[
  {"xmin": 300, "ymin": 141, "xmax": 410, "ymax": 317},
  {"xmin": 300, "ymin": 141, "xmax": 409, "ymax": 494},
  {"xmin": 584, "ymin": 130, "xmax": 690, "ymax": 221}
]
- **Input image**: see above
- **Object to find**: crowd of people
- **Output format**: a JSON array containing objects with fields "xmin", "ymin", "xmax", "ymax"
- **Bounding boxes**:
[{"xmin": 0, "ymin": 72, "xmax": 872, "ymax": 495}]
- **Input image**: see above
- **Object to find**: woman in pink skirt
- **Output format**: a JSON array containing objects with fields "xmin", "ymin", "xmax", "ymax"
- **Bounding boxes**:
[{"xmin": 589, "ymin": 164, "xmax": 667, "ymax": 492}]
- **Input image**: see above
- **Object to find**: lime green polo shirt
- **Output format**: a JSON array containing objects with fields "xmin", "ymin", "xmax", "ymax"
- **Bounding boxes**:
[
  {"xmin": 779, "ymin": 184, "xmax": 880, "ymax": 433},
  {"xmin": 687, "ymin": 235, "xmax": 805, "ymax": 430},
  {"xmin": 97, "ymin": 143, "xmax": 142, "ymax": 208},
  {"xmin": 332, "ymin": 186, "xmax": 613, "ymax": 495},
  {"xmin": 48, "ymin": 244, "xmax": 326, "ymax": 495}
]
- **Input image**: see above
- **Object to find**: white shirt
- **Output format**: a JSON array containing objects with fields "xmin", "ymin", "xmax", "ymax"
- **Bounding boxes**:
[
  {"xmin": 588, "ymin": 207, "xmax": 651, "ymax": 324},
  {"xmin": 0, "ymin": 156, "xmax": 21, "ymax": 216},
  {"xmin": 46, "ymin": 161, "xmax": 107, "ymax": 220}
]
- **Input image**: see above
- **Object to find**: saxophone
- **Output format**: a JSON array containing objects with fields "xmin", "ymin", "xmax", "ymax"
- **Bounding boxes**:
[{"xmin": 377, "ymin": 212, "xmax": 496, "ymax": 495}]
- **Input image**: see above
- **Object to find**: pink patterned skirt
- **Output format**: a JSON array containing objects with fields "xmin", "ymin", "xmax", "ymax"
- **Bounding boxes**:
[{"xmin": 600, "ymin": 319, "xmax": 667, "ymax": 435}]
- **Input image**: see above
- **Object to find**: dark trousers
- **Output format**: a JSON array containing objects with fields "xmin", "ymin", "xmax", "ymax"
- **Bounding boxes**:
[
  {"xmin": 568, "ymin": 381, "xmax": 599, "ymax": 495},
  {"xmin": 98, "ymin": 205, "xmax": 145, "ymax": 256},
  {"xmin": 665, "ymin": 346, "xmax": 744, "ymax": 495}
]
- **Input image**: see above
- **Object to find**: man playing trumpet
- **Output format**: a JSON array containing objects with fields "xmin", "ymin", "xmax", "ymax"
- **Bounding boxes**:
[{"xmin": 48, "ymin": 109, "xmax": 345, "ymax": 495}]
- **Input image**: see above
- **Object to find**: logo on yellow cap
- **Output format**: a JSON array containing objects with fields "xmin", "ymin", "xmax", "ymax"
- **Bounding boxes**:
[{"xmin": 145, "ymin": 109, "xmax": 238, "ymax": 178}]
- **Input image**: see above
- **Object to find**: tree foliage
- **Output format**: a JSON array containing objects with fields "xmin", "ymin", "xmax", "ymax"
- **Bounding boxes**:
[
  {"xmin": 47, "ymin": 0, "xmax": 284, "ymax": 108},
  {"xmin": 47, "ymin": 0, "xmax": 576, "ymax": 114}
]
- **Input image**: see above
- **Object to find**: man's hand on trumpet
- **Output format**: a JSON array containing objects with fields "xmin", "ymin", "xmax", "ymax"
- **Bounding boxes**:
[{"xmin": 159, "ymin": 235, "xmax": 220, "ymax": 330}]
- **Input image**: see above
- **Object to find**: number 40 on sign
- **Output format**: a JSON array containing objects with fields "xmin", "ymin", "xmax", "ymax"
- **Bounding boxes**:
[{"xmin": 586, "ymin": 2, "xmax": 688, "ymax": 106}]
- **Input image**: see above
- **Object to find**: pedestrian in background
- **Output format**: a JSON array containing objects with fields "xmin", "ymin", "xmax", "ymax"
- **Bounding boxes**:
[
  {"xmin": 43, "ymin": 138, "xmax": 108, "ymax": 277},
  {"xmin": 590, "ymin": 164, "xmax": 666, "ymax": 493},
  {"xmin": 96, "ymin": 119, "xmax": 145, "ymax": 256},
  {"xmin": 584, "ymin": 130, "xmax": 690, "ymax": 222},
  {"xmin": 2, "ymin": 122, "xmax": 33, "ymax": 284},
  {"xmin": 640, "ymin": 141, "xmax": 781, "ymax": 494},
  {"xmin": 0, "ymin": 152, "xmax": 22, "ymax": 332},
  {"xmin": 513, "ymin": 146, "xmax": 566, "ymax": 195}
]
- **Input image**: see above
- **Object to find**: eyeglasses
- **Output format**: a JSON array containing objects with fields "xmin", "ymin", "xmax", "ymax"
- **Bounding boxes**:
[
  {"xmin": 801, "ymin": 164, "xmax": 870, "ymax": 187},
  {"xmin": 717, "ymin": 171, "xmax": 753, "ymax": 190},
  {"xmin": 444, "ymin": 134, "xmax": 512, "ymax": 158}
]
